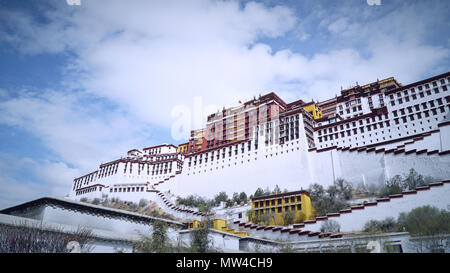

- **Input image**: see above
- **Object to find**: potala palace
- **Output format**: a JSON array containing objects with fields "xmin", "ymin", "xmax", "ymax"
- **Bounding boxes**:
[
  {"xmin": 69, "ymin": 71, "xmax": 450, "ymax": 202},
  {"xmin": 2, "ymin": 71, "xmax": 450, "ymax": 253}
]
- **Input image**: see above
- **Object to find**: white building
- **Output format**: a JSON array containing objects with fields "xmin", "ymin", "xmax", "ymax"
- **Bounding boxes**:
[{"xmin": 68, "ymin": 72, "xmax": 450, "ymax": 213}]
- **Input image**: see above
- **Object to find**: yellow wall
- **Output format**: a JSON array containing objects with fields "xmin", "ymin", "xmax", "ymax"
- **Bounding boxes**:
[
  {"xmin": 250, "ymin": 193, "xmax": 313, "ymax": 226},
  {"xmin": 213, "ymin": 219, "xmax": 227, "ymax": 230},
  {"xmin": 301, "ymin": 194, "xmax": 313, "ymax": 220},
  {"xmin": 303, "ymin": 104, "xmax": 323, "ymax": 120},
  {"xmin": 189, "ymin": 220, "xmax": 201, "ymax": 229},
  {"xmin": 187, "ymin": 218, "xmax": 248, "ymax": 237},
  {"xmin": 177, "ymin": 143, "xmax": 189, "ymax": 153},
  {"xmin": 188, "ymin": 219, "xmax": 228, "ymax": 230}
]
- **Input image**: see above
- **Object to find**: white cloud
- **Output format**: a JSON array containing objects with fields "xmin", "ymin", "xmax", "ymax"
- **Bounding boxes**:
[
  {"xmin": 327, "ymin": 18, "xmax": 349, "ymax": 34},
  {"xmin": 0, "ymin": 89, "xmax": 150, "ymax": 173},
  {"xmin": 1, "ymin": 0, "xmax": 448, "ymax": 115},
  {"xmin": 0, "ymin": 153, "xmax": 83, "ymax": 209}
]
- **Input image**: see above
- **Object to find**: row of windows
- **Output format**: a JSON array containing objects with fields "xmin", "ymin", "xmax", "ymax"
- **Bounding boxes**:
[
  {"xmin": 75, "ymin": 186, "xmax": 101, "ymax": 196},
  {"xmin": 146, "ymin": 154, "xmax": 178, "ymax": 161},
  {"xmin": 393, "ymin": 97, "xmax": 450, "ymax": 116},
  {"xmin": 317, "ymin": 115, "xmax": 446, "ymax": 148},
  {"xmin": 389, "ymin": 78, "xmax": 449, "ymax": 100},
  {"xmin": 393, "ymin": 106, "xmax": 449, "ymax": 124},
  {"xmin": 254, "ymin": 196, "xmax": 301, "ymax": 208},
  {"xmin": 316, "ymin": 98, "xmax": 450, "ymax": 144},
  {"xmin": 390, "ymin": 84, "xmax": 448, "ymax": 106},
  {"xmin": 317, "ymin": 114, "xmax": 389, "ymax": 136},
  {"xmin": 318, "ymin": 105, "xmax": 447, "ymax": 144},
  {"xmin": 188, "ymin": 142, "xmax": 254, "ymax": 166},
  {"xmin": 99, "ymin": 164, "xmax": 118, "ymax": 178},
  {"xmin": 318, "ymin": 121, "xmax": 392, "ymax": 142},
  {"xmin": 74, "ymin": 172, "xmax": 98, "ymax": 189},
  {"xmin": 255, "ymin": 204, "xmax": 302, "ymax": 214},
  {"xmin": 145, "ymin": 147, "xmax": 163, "ymax": 155},
  {"xmin": 110, "ymin": 186, "xmax": 145, "ymax": 193}
]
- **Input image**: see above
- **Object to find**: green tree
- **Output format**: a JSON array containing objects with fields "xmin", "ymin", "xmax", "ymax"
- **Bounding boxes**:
[
  {"xmin": 134, "ymin": 221, "xmax": 172, "ymax": 253},
  {"xmin": 246, "ymin": 209, "xmax": 255, "ymax": 222},
  {"xmin": 320, "ymin": 220, "xmax": 341, "ymax": 233},
  {"xmin": 273, "ymin": 185, "xmax": 281, "ymax": 194},
  {"xmin": 225, "ymin": 199, "xmax": 233, "ymax": 208},
  {"xmin": 308, "ymin": 183, "xmax": 349, "ymax": 217},
  {"xmin": 261, "ymin": 211, "xmax": 276, "ymax": 225},
  {"xmin": 253, "ymin": 188, "xmax": 264, "ymax": 198},
  {"xmin": 190, "ymin": 205, "xmax": 213, "ymax": 253},
  {"xmin": 398, "ymin": 206, "xmax": 450, "ymax": 253},
  {"xmin": 232, "ymin": 192, "xmax": 240, "ymax": 205},
  {"xmin": 138, "ymin": 198, "xmax": 148, "ymax": 208},
  {"xmin": 239, "ymin": 192, "xmax": 248, "ymax": 204},
  {"xmin": 379, "ymin": 175, "xmax": 403, "ymax": 197},
  {"xmin": 214, "ymin": 192, "xmax": 228, "ymax": 206},
  {"xmin": 402, "ymin": 168, "xmax": 426, "ymax": 190},
  {"xmin": 397, "ymin": 206, "xmax": 450, "ymax": 236},
  {"xmin": 334, "ymin": 178, "xmax": 353, "ymax": 200},
  {"xmin": 308, "ymin": 184, "xmax": 326, "ymax": 201},
  {"xmin": 363, "ymin": 217, "xmax": 397, "ymax": 234},
  {"xmin": 282, "ymin": 210, "xmax": 295, "ymax": 226}
]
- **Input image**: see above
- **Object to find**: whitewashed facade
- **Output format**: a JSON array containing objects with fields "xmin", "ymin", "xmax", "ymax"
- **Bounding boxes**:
[{"xmin": 68, "ymin": 72, "xmax": 450, "ymax": 215}]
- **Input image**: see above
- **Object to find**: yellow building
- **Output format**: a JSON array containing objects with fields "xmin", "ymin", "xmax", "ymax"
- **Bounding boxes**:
[
  {"xmin": 302, "ymin": 102, "xmax": 323, "ymax": 120},
  {"xmin": 250, "ymin": 190, "xmax": 313, "ymax": 226},
  {"xmin": 187, "ymin": 219, "xmax": 248, "ymax": 237},
  {"xmin": 177, "ymin": 142, "xmax": 189, "ymax": 153}
]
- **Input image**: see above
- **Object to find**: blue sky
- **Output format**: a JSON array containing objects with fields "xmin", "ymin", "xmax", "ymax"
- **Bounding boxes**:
[{"xmin": 0, "ymin": 0, "xmax": 449, "ymax": 209}]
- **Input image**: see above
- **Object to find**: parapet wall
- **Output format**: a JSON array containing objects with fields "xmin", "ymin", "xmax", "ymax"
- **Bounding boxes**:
[
  {"xmin": 301, "ymin": 181, "xmax": 450, "ymax": 232},
  {"xmin": 310, "ymin": 124, "xmax": 450, "ymax": 187}
]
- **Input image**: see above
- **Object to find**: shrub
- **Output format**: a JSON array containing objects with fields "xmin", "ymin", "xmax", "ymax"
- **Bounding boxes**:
[
  {"xmin": 138, "ymin": 199, "xmax": 148, "ymax": 208},
  {"xmin": 397, "ymin": 206, "xmax": 450, "ymax": 236},
  {"xmin": 239, "ymin": 192, "xmax": 248, "ymax": 204},
  {"xmin": 0, "ymin": 223, "xmax": 94, "ymax": 253},
  {"xmin": 189, "ymin": 206, "xmax": 213, "ymax": 253},
  {"xmin": 134, "ymin": 221, "xmax": 172, "ymax": 253},
  {"xmin": 378, "ymin": 169, "xmax": 439, "ymax": 197},
  {"xmin": 378, "ymin": 175, "xmax": 403, "ymax": 197},
  {"xmin": 363, "ymin": 217, "xmax": 397, "ymax": 234},
  {"xmin": 261, "ymin": 211, "xmax": 276, "ymax": 225},
  {"xmin": 307, "ymin": 180, "xmax": 353, "ymax": 218},
  {"xmin": 281, "ymin": 210, "xmax": 296, "ymax": 226},
  {"xmin": 320, "ymin": 220, "xmax": 341, "ymax": 233}
]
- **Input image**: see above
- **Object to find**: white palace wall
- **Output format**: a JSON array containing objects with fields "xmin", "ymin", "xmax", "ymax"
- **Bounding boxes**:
[
  {"xmin": 166, "ymin": 138, "xmax": 317, "ymax": 199},
  {"xmin": 71, "ymin": 125, "xmax": 450, "ymax": 209},
  {"xmin": 309, "ymin": 123, "xmax": 450, "ymax": 187},
  {"xmin": 309, "ymin": 147, "xmax": 450, "ymax": 187}
]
